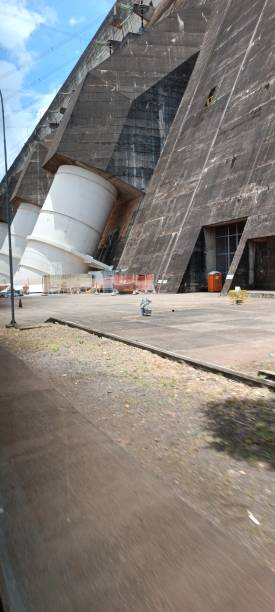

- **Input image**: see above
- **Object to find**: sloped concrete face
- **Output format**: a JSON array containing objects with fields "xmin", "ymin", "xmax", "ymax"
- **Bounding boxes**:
[
  {"xmin": 36, "ymin": 0, "xmax": 211, "ymax": 284},
  {"xmin": 0, "ymin": 172, "xmax": 21, "ymax": 223},
  {"xmin": 1, "ymin": 0, "xmax": 168, "ymax": 194},
  {"xmin": 0, "ymin": 203, "xmax": 40, "ymax": 284},
  {"xmin": 0, "ymin": 222, "xmax": 8, "ymax": 250},
  {"xmin": 44, "ymin": 0, "xmax": 210, "ymax": 186},
  {"xmin": 120, "ymin": 0, "xmax": 275, "ymax": 292},
  {"xmin": 106, "ymin": 55, "xmax": 199, "ymax": 192},
  {"xmin": 15, "ymin": 165, "xmax": 117, "ymax": 291},
  {"xmin": 6, "ymin": 0, "xmax": 275, "ymax": 293},
  {"xmin": 11, "ymin": 143, "xmax": 53, "ymax": 209},
  {"xmin": 0, "ymin": 0, "xmax": 213, "ymax": 294}
]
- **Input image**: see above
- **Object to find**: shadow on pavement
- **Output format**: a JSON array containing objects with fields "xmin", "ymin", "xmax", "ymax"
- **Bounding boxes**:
[{"xmin": 205, "ymin": 396, "xmax": 275, "ymax": 467}]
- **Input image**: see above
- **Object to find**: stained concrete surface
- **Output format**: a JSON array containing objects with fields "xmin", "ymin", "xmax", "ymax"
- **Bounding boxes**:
[
  {"xmin": 1, "ymin": 344, "xmax": 275, "ymax": 611},
  {"xmin": 1, "ymin": 293, "xmax": 275, "ymax": 374},
  {"xmin": 121, "ymin": 0, "xmax": 275, "ymax": 293}
]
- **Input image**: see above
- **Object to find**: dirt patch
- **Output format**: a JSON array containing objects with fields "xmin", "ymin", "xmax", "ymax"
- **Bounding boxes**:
[{"xmin": 1, "ymin": 323, "xmax": 275, "ymax": 571}]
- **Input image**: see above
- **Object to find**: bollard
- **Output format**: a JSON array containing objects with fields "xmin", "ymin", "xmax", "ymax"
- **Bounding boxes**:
[{"xmin": 140, "ymin": 296, "xmax": 152, "ymax": 316}]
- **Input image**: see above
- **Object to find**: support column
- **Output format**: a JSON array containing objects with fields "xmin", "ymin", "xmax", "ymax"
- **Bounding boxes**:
[
  {"xmin": 222, "ymin": 230, "xmax": 248, "ymax": 295},
  {"xmin": 204, "ymin": 227, "xmax": 216, "ymax": 273},
  {"xmin": 15, "ymin": 165, "xmax": 117, "ymax": 291},
  {"xmin": 0, "ymin": 204, "xmax": 40, "ymax": 284}
]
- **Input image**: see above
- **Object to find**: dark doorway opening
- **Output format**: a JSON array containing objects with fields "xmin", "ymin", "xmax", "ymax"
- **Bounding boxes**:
[
  {"xmin": 178, "ymin": 221, "xmax": 246, "ymax": 293},
  {"xmin": 234, "ymin": 242, "xmax": 249, "ymax": 288},
  {"xmin": 178, "ymin": 231, "xmax": 206, "ymax": 293},
  {"xmin": 97, "ymin": 227, "xmax": 120, "ymax": 266},
  {"xmin": 254, "ymin": 238, "xmax": 275, "ymax": 290},
  {"xmin": 215, "ymin": 222, "xmax": 245, "ymax": 283}
]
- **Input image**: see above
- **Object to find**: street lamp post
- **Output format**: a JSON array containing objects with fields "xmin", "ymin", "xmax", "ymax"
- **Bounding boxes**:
[{"xmin": 0, "ymin": 89, "xmax": 16, "ymax": 327}]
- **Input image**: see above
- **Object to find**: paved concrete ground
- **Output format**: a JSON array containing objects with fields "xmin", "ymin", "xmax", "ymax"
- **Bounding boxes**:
[
  {"xmin": 1, "ymin": 344, "xmax": 275, "ymax": 611},
  {"xmin": 1, "ymin": 292, "xmax": 275, "ymax": 374}
]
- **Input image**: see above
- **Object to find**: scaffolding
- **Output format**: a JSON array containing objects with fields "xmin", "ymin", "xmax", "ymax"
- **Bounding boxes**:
[{"xmin": 42, "ymin": 272, "xmax": 155, "ymax": 295}]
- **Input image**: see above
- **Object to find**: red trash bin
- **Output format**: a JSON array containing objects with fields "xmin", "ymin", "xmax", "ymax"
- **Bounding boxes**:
[{"xmin": 208, "ymin": 271, "xmax": 222, "ymax": 292}]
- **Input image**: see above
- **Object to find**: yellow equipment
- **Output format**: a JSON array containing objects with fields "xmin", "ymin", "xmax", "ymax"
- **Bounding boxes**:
[{"xmin": 228, "ymin": 289, "xmax": 248, "ymax": 304}]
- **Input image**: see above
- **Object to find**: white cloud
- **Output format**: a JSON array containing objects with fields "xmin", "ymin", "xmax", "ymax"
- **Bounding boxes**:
[
  {"xmin": 69, "ymin": 16, "xmax": 85, "ymax": 27},
  {"xmin": 0, "ymin": 58, "xmax": 57, "ymax": 175},
  {"xmin": 0, "ymin": 0, "xmax": 56, "ymax": 67},
  {"xmin": 0, "ymin": 0, "xmax": 59, "ymax": 177}
]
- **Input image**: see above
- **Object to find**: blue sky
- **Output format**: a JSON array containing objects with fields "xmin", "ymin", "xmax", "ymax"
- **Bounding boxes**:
[{"xmin": 0, "ymin": 0, "xmax": 114, "ymax": 174}]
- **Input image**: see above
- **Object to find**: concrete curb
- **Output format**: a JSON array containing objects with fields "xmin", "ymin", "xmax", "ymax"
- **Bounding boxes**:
[
  {"xmin": 46, "ymin": 317, "xmax": 275, "ymax": 391},
  {"xmin": 19, "ymin": 323, "xmax": 50, "ymax": 331}
]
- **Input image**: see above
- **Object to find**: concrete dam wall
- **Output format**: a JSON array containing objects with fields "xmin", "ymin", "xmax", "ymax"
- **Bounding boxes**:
[{"xmin": 2, "ymin": 0, "xmax": 275, "ymax": 293}]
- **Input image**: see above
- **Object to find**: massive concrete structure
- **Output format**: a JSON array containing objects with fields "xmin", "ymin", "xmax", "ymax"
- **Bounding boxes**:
[
  {"xmin": 120, "ymin": 0, "xmax": 275, "ymax": 292},
  {"xmin": 2, "ymin": 0, "xmax": 275, "ymax": 292}
]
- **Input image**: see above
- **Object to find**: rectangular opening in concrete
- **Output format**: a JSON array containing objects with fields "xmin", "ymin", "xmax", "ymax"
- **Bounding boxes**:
[
  {"xmin": 232, "ymin": 237, "xmax": 275, "ymax": 291},
  {"xmin": 178, "ymin": 230, "xmax": 206, "ymax": 292},
  {"xmin": 254, "ymin": 237, "xmax": 275, "ymax": 290},
  {"xmin": 215, "ymin": 222, "xmax": 245, "ymax": 283},
  {"xmin": 178, "ymin": 221, "xmax": 247, "ymax": 293}
]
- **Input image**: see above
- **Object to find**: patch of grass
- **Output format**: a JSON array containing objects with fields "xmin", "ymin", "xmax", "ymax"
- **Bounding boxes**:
[{"xmin": 51, "ymin": 345, "xmax": 60, "ymax": 353}]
